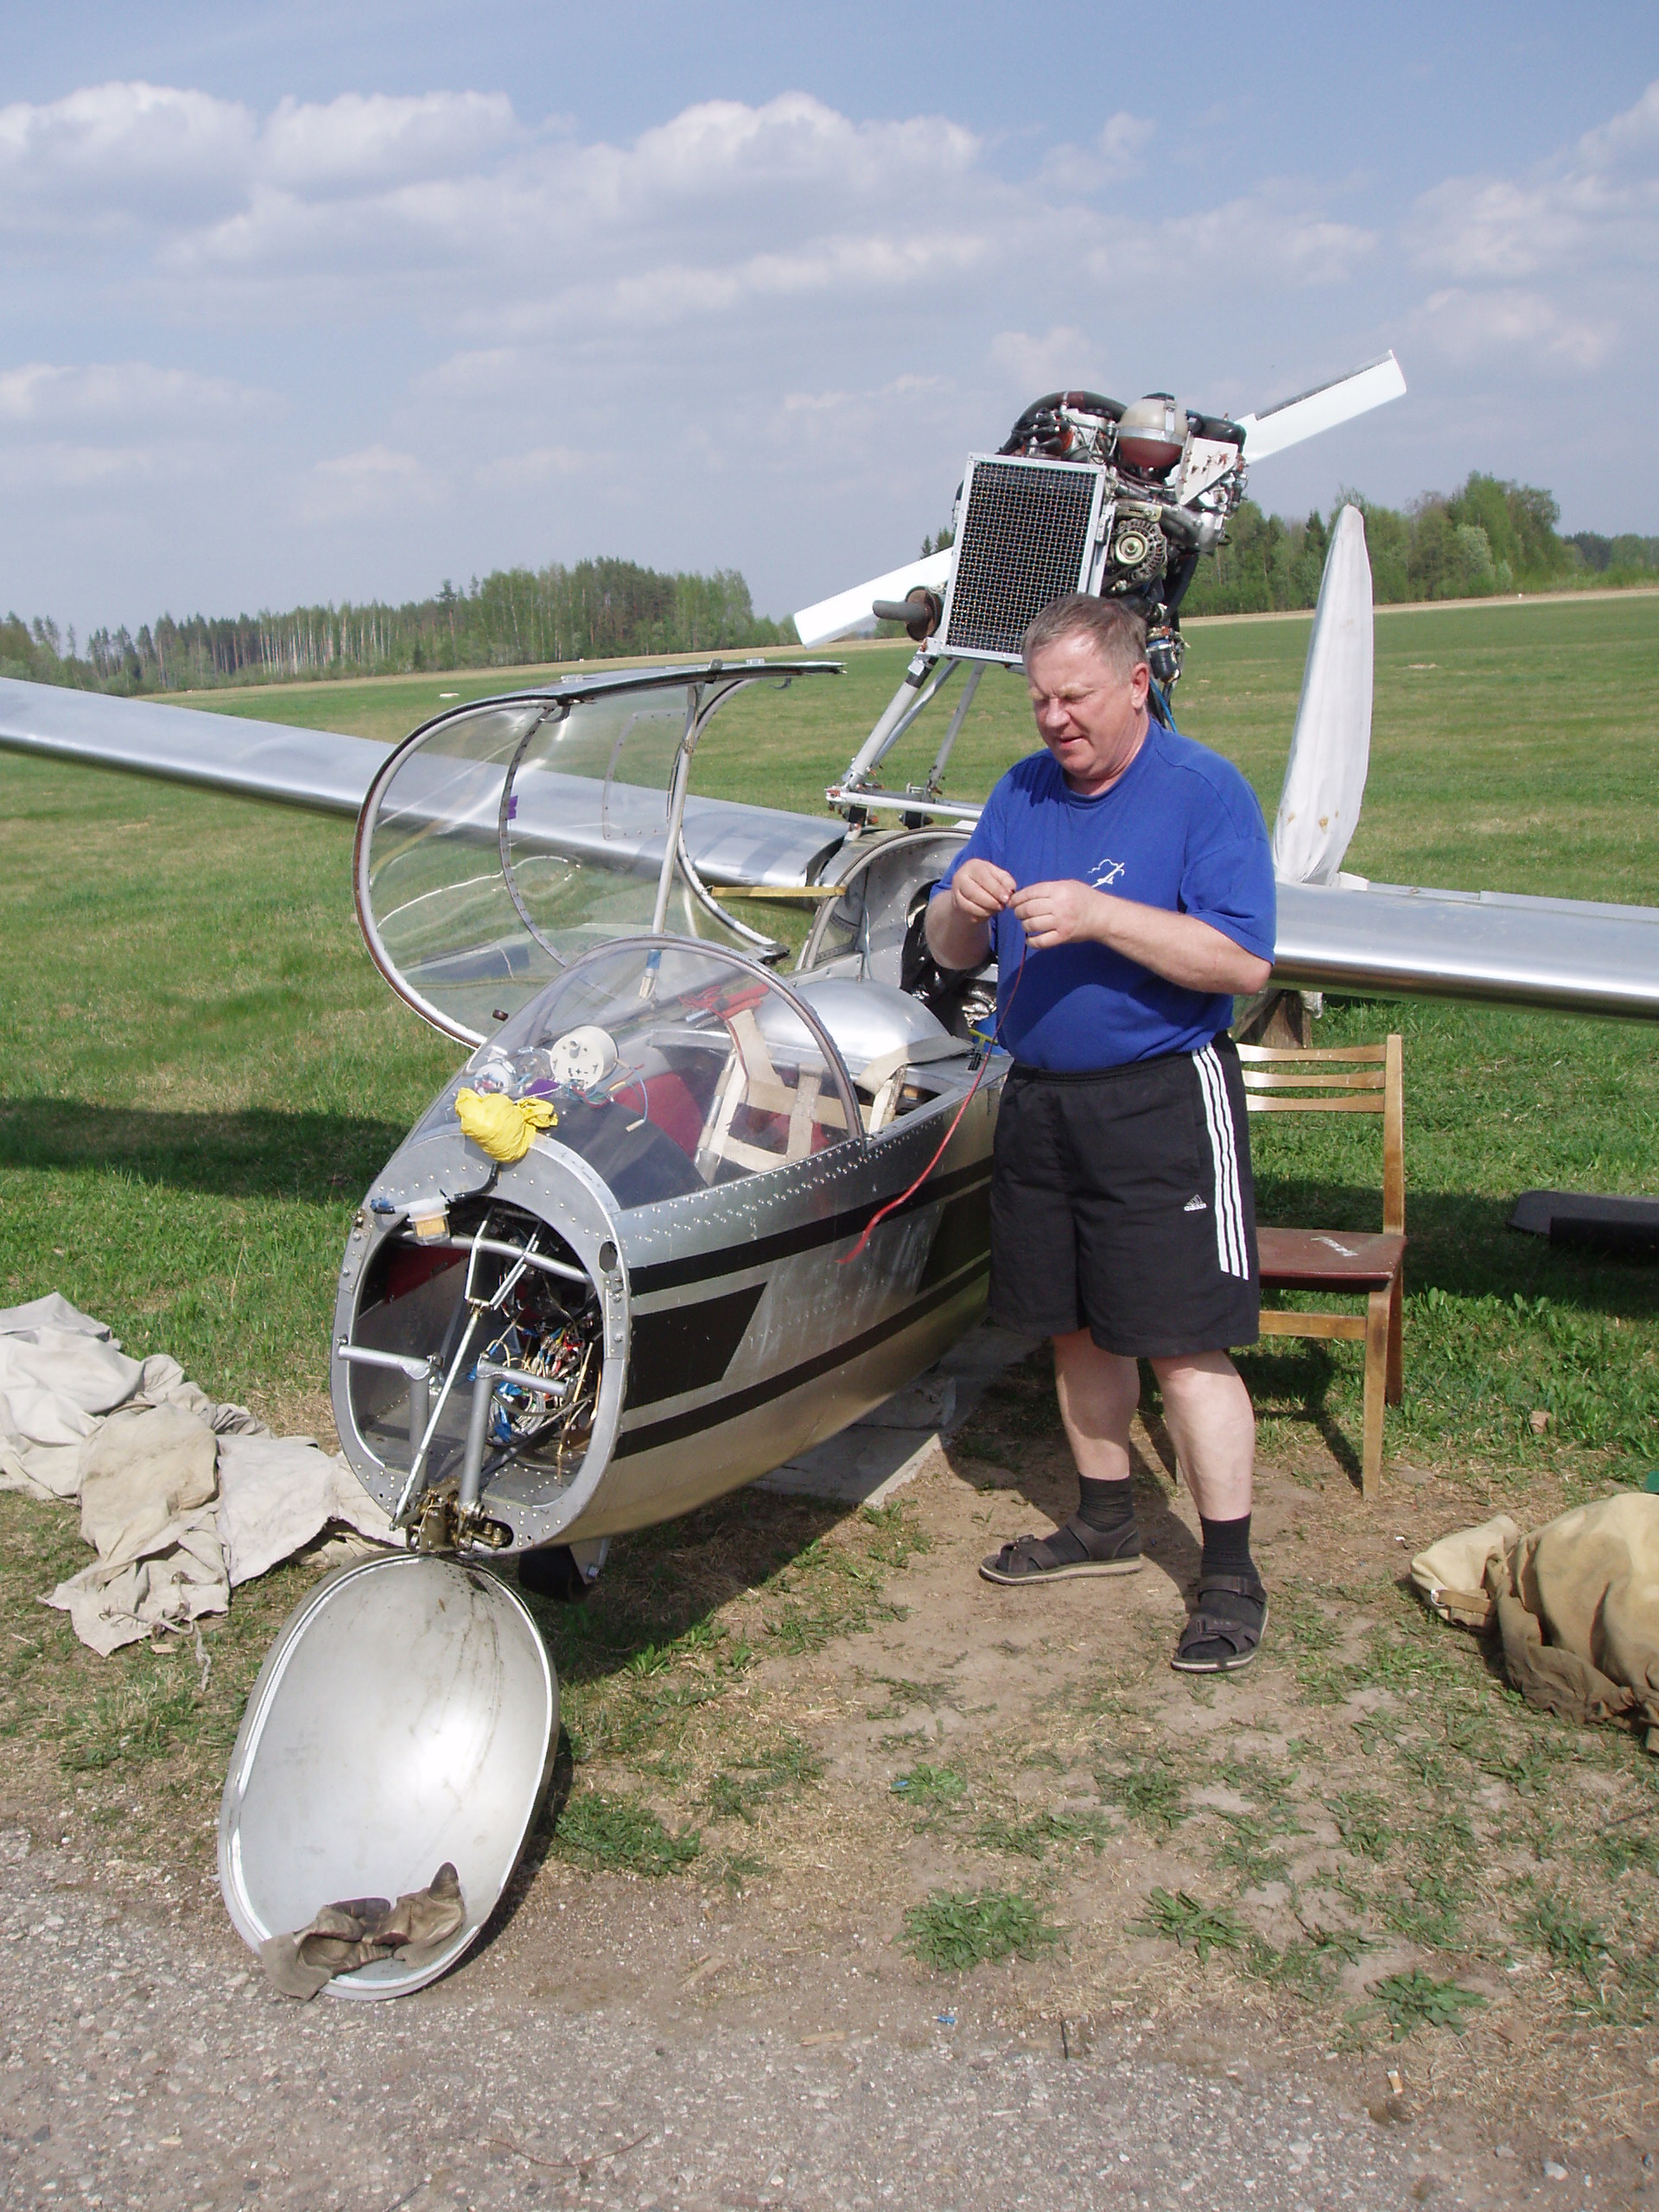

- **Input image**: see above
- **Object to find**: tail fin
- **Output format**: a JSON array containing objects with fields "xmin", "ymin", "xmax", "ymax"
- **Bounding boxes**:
[{"xmin": 1272, "ymin": 504, "xmax": 1373, "ymax": 886}]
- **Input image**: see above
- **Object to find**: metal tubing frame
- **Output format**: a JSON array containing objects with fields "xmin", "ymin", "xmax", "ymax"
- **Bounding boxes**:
[
  {"xmin": 822, "ymin": 785, "xmax": 984, "ymax": 824},
  {"xmin": 652, "ymin": 687, "xmax": 703, "ymax": 935},
  {"xmin": 925, "ymin": 660, "xmax": 985, "ymax": 792},
  {"xmin": 837, "ymin": 652, "xmax": 935, "ymax": 787},
  {"xmin": 459, "ymin": 1359, "xmax": 574, "ymax": 1510},
  {"xmin": 337, "ymin": 1340, "xmax": 436, "ymax": 1463},
  {"xmin": 335, "ymin": 1342, "xmax": 435, "ymax": 1383}
]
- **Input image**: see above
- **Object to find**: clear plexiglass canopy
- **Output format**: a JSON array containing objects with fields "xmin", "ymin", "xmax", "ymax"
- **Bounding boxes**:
[
  {"xmin": 422, "ymin": 939, "xmax": 861, "ymax": 1207},
  {"xmin": 354, "ymin": 663, "xmax": 842, "ymax": 1044}
]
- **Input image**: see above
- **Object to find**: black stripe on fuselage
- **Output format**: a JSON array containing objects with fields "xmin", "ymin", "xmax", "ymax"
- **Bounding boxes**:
[
  {"xmin": 612, "ymin": 1254, "xmax": 988, "ymax": 1459},
  {"xmin": 624, "ymin": 1281, "xmax": 767, "ymax": 1410},
  {"xmin": 628, "ymin": 1158, "xmax": 990, "ymax": 1297}
]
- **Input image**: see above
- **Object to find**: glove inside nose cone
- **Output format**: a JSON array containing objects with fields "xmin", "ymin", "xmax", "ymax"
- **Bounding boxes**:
[{"xmin": 218, "ymin": 1552, "xmax": 557, "ymax": 1999}]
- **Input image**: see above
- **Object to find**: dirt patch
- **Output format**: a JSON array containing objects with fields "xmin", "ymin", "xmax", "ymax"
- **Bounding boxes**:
[{"xmin": 3, "ymin": 1363, "xmax": 1657, "ymax": 2184}]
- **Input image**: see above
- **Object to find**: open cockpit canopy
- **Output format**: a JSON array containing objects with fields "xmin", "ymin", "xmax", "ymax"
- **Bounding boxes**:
[
  {"xmin": 354, "ymin": 662, "xmax": 842, "ymax": 1045},
  {"xmin": 418, "ymin": 938, "xmax": 865, "ymax": 1207}
]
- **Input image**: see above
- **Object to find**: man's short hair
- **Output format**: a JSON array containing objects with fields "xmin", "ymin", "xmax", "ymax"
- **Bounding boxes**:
[{"xmin": 1021, "ymin": 594, "xmax": 1148, "ymax": 679}]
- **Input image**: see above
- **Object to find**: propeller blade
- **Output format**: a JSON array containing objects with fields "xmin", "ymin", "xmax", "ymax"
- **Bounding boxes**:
[
  {"xmin": 1272, "ymin": 503, "xmax": 1373, "ymax": 886},
  {"xmin": 793, "ymin": 550, "xmax": 952, "ymax": 648},
  {"xmin": 1237, "ymin": 352, "xmax": 1406, "ymax": 463}
]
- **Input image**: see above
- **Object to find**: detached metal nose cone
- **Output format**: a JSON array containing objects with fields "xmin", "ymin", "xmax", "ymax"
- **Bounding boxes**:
[{"xmin": 218, "ymin": 1553, "xmax": 557, "ymax": 1999}]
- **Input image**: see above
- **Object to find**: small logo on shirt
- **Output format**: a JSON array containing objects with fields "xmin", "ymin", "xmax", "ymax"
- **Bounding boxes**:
[
  {"xmin": 1089, "ymin": 857, "xmax": 1127, "ymax": 888},
  {"xmin": 1183, "ymin": 1194, "xmax": 1208, "ymax": 1213}
]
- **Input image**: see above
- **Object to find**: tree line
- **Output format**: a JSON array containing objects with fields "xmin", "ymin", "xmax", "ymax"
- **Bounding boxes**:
[
  {"xmin": 1180, "ymin": 474, "xmax": 1659, "ymax": 617},
  {"xmin": 0, "ymin": 557, "xmax": 789, "ymax": 696},
  {"xmin": 3, "ymin": 480, "xmax": 1655, "ymax": 696}
]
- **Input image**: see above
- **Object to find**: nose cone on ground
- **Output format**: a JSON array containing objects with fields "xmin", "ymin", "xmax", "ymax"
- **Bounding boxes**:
[{"xmin": 219, "ymin": 1553, "xmax": 557, "ymax": 1999}]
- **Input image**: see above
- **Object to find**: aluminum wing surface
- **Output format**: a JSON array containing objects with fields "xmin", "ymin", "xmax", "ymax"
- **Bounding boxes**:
[
  {"xmin": 0, "ymin": 665, "xmax": 848, "ymax": 888},
  {"xmin": 0, "ymin": 673, "xmax": 383, "ymax": 815},
  {"xmin": 355, "ymin": 664, "xmax": 846, "ymax": 1045},
  {"xmin": 7, "ymin": 665, "xmax": 1656, "ymax": 1026},
  {"xmin": 1273, "ymin": 880, "xmax": 1659, "ymax": 1022}
]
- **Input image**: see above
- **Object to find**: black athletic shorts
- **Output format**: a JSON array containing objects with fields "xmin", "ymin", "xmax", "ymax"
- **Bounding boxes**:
[{"xmin": 987, "ymin": 1034, "xmax": 1259, "ymax": 1357}]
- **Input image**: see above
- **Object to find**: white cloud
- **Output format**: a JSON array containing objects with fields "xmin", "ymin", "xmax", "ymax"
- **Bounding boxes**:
[
  {"xmin": 610, "ymin": 95, "xmax": 979, "ymax": 207},
  {"xmin": 0, "ymin": 81, "xmax": 254, "ymax": 235},
  {"xmin": 260, "ymin": 91, "xmax": 520, "ymax": 196},
  {"xmin": 1412, "ymin": 78, "xmax": 1659, "ymax": 282},
  {"xmin": 1039, "ymin": 111, "xmax": 1156, "ymax": 195},
  {"xmin": 474, "ymin": 444, "xmax": 590, "ymax": 488},
  {"xmin": 988, "ymin": 327, "xmax": 1105, "ymax": 397},
  {"xmin": 1141, "ymin": 187, "xmax": 1376, "ymax": 290},
  {"xmin": 0, "ymin": 360, "xmax": 269, "ymax": 427},
  {"xmin": 1414, "ymin": 287, "xmax": 1616, "ymax": 372},
  {"xmin": 0, "ymin": 441, "xmax": 168, "ymax": 490},
  {"xmin": 1098, "ymin": 112, "xmax": 1156, "ymax": 173},
  {"xmin": 298, "ymin": 443, "xmax": 435, "ymax": 523}
]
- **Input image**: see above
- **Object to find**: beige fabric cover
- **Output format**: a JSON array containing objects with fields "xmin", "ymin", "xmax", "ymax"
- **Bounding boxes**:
[
  {"xmin": 4, "ymin": 1296, "xmax": 399, "ymax": 1654},
  {"xmin": 1497, "ymin": 1494, "xmax": 1659, "ymax": 1738},
  {"xmin": 1410, "ymin": 1513, "xmax": 1522, "ymax": 1630},
  {"xmin": 1415, "ymin": 1494, "xmax": 1659, "ymax": 1745},
  {"xmin": 217, "ymin": 1433, "xmax": 397, "ymax": 1586}
]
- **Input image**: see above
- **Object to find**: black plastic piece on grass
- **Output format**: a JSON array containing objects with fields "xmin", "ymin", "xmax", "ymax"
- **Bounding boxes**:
[{"xmin": 1509, "ymin": 1189, "xmax": 1659, "ymax": 1258}]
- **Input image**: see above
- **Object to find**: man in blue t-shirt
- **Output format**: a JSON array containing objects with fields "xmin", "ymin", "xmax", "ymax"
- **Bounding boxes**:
[{"xmin": 926, "ymin": 593, "xmax": 1276, "ymax": 1672}]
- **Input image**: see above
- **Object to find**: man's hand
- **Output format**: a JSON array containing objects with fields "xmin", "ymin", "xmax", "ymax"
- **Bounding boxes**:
[
  {"xmin": 925, "ymin": 859, "xmax": 1014, "ymax": 971},
  {"xmin": 950, "ymin": 859, "xmax": 1016, "ymax": 923},
  {"xmin": 1007, "ymin": 879, "xmax": 1105, "ymax": 950},
  {"xmin": 1011, "ymin": 877, "xmax": 1272, "ymax": 994}
]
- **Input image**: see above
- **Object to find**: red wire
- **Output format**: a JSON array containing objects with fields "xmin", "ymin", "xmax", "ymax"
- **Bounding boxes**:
[{"xmin": 839, "ymin": 945, "xmax": 1026, "ymax": 1266}]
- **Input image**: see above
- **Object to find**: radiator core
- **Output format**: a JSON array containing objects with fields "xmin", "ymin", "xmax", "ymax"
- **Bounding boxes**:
[{"xmin": 939, "ymin": 457, "xmax": 1105, "ymax": 661}]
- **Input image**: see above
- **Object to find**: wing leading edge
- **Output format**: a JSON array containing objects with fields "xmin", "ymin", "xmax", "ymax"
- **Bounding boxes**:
[
  {"xmin": 1274, "ymin": 880, "xmax": 1659, "ymax": 1024},
  {"xmin": 0, "ymin": 672, "xmax": 847, "ymax": 892},
  {"xmin": 0, "ymin": 674, "xmax": 382, "ymax": 815}
]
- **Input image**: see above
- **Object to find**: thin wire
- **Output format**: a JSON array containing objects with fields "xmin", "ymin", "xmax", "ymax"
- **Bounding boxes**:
[{"xmin": 839, "ymin": 942, "xmax": 1027, "ymax": 1266}]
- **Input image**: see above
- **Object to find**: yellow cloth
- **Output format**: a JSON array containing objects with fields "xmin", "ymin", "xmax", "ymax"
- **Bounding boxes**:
[{"xmin": 454, "ymin": 1089, "xmax": 556, "ymax": 1164}]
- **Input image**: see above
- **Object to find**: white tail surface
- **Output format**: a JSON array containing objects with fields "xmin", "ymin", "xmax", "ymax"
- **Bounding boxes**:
[{"xmin": 1272, "ymin": 503, "xmax": 1373, "ymax": 886}]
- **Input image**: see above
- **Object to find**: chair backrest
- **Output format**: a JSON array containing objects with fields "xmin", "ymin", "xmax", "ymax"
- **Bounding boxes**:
[{"xmin": 1235, "ymin": 1034, "xmax": 1404, "ymax": 1235}]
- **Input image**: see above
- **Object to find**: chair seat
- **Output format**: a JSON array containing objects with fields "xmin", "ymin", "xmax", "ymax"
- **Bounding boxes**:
[{"xmin": 1257, "ymin": 1228, "xmax": 1405, "ymax": 1292}]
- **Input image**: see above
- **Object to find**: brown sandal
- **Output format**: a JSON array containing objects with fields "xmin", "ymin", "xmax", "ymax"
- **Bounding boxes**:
[
  {"xmin": 979, "ymin": 1516, "xmax": 1143, "ymax": 1586},
  {"xmin": 1171, "ymin": 1574, "xmax": 1268, "ymax": 1673}
]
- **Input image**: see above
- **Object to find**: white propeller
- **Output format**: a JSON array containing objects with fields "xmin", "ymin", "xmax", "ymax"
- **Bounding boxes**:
[
  {"xmin": 793, "ymin": 550, "xmax": 952, "ymax": 652},
  {"xmin": 1236, "ymin": 352, "xmax": 1406, "ymax": 464},
  {"xmin": 792, "ymin": 353, "xmax": 1407, "ymax": 647}
]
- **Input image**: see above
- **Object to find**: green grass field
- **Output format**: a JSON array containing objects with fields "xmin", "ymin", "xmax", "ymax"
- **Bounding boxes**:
[{"xmin": 1, "ymin": 594, "xmax": 1655, "ymax": 1471}]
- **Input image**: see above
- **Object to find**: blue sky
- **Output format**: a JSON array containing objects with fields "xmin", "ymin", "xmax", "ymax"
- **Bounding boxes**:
[{"xmin": 4, "ymin": 2, "xmax": 1657, "ymax": 632}]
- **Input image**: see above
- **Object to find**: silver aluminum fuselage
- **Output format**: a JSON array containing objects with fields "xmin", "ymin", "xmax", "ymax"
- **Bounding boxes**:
[{"xmin": 331, "ymin": 1046, "xmax": 1001, "ymax": 1550}]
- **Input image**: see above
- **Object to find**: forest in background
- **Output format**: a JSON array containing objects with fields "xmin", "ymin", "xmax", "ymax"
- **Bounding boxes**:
[
  {"xmin": 2, "ymin": 473, "xmax": 1656, "ymax": 696},
  {"xmin": 1180, "ymin": 473, "xmax": 1659, "ymax": 617},
  {"xmin": 0, "ymin": 558, "xmax": 787, "ymax": 696}
]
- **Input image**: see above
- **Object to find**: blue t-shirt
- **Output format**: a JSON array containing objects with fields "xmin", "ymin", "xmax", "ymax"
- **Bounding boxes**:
[{"xmin": 933, "ymin": 721, "xmax": 1275, "ymax": 1071}]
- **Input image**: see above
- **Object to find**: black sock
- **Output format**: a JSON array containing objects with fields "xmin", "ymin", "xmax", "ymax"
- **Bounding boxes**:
[
  {"xmin": 1198, "ymin": 1512, "xmax": 1259, "ymax": 1586},
  {"xmin": 1077, "ymin": 1476, "xmax": 1137, "ymax": 1533}
]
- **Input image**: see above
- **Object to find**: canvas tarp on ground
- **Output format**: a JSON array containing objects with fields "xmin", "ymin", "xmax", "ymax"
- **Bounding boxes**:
[{"xmin": 0, "ymin": 1294, "xmax": 397, "ymax": 1655}]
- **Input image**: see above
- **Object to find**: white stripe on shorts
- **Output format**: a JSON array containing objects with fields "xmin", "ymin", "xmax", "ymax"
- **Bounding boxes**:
[{"xmin": 1193, "ymin": 1044, "xmax": 1249, "ymax": 1280}]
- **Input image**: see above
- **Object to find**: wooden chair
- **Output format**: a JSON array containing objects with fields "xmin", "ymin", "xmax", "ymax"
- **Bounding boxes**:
[{"xmin": 1236, "ymin": 1035, "xmax": 1405, "ymax": 1498}]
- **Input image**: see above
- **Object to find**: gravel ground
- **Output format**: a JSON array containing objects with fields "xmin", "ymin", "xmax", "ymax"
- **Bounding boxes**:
[{"xmin": 0, "ymin": 1828, "xmax": 1612, "ymax": 2212}]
